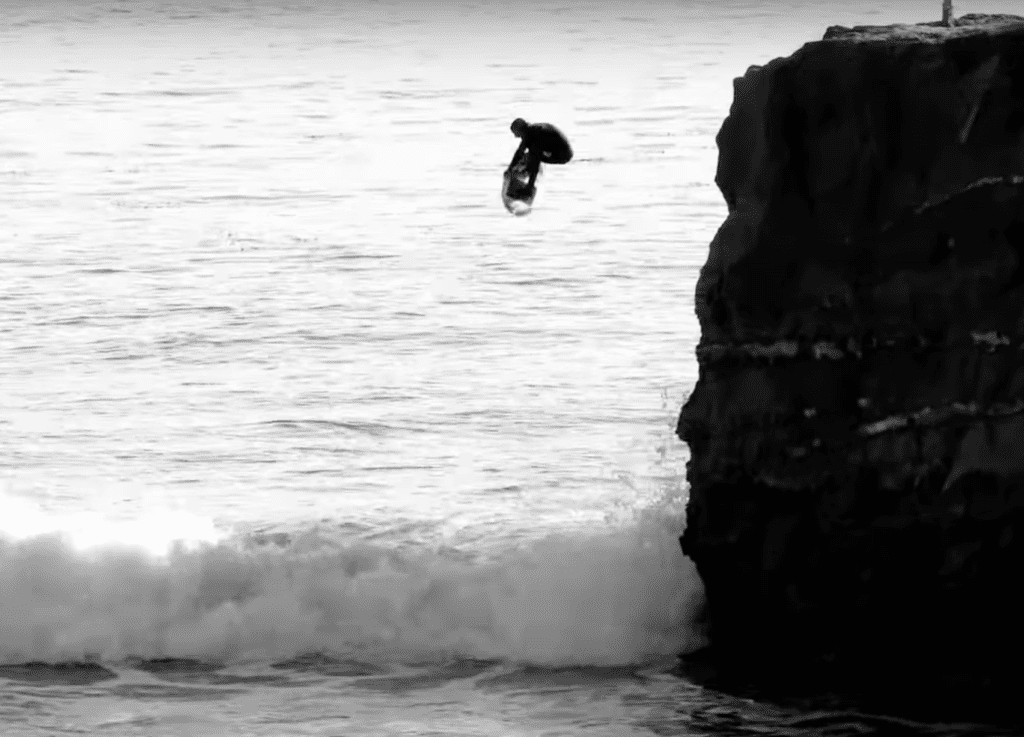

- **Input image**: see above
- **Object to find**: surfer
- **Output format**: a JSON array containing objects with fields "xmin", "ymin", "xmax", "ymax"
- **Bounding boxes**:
[{"xmin": 507, "ymin": 118, "xmax": 573, "ymax": 195}]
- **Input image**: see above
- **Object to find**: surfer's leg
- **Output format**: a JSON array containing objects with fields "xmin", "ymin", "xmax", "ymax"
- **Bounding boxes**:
[
  {"xmin": 525, "ymin": 152, "xmax": 541, "ymax": 189},
  {"xmin": 538, "ymin": 139, "xmax": 573, "ymax": 165}
]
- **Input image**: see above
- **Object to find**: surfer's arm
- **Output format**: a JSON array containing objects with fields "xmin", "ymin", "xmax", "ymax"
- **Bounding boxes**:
[{"xmin": 508, "ymin": 140, "xmax": 527, "ymax": 169}]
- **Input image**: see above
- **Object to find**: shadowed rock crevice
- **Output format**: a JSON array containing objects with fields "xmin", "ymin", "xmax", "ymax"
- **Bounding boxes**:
[{"xmin": 678, "ymin": 13, "xmax": 1024, "ymax": 705}]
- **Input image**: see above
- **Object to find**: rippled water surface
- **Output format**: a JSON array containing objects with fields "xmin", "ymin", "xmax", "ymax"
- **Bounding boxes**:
[{"xmin": 2, "ymin": 0, "xmax": 1022, "ymax": 734}]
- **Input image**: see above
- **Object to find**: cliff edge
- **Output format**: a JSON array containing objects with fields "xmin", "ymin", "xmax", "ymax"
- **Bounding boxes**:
[{"xmin": 678, "ymin": 13, "xmax": 1024, "ymax": 700}]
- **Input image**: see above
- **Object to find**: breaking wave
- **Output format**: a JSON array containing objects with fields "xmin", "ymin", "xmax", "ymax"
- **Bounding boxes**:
[{"xmin": 0, "ymin": 494, "xmax": 705, "ymax": 668}]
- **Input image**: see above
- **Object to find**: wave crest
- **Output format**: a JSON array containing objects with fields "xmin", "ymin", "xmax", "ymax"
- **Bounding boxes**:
[{"xmin": 0, "ymin": 518, "xmax": 705, "ymax": 667}]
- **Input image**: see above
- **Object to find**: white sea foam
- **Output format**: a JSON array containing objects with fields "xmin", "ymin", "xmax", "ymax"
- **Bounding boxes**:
[
  {"xmin": 0, "ymin": 493, "xmax": 227, "ymax": 555},
  {"xmin": 0, "ymin": 493, "xmax": 705, "ymax": 667}
]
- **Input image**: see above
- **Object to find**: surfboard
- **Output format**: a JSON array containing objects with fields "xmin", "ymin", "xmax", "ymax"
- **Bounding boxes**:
[{"xmin": 502, "ymin": 159, "xmax": 537, "ymax": 216}]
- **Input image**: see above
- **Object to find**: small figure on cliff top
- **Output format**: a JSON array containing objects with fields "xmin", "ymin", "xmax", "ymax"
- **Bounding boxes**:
[
  {"xmin": 507, "ymin": 118, "xmax": 573, "ymax": 196},
  {"xmin": 942, "ymin": 0, "xmax": 955, "ymax": 26}
]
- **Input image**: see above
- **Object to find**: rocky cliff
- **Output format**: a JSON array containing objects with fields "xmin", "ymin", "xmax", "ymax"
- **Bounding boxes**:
[{"xmin": 678, "ymin": 14, "xmax": 1024, "ymax": 698}]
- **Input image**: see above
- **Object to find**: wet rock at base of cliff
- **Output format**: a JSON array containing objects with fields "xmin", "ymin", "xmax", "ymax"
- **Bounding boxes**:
[{"xmin": 678, "ymin": 13, "xmax": 1024, "ymax": 710}]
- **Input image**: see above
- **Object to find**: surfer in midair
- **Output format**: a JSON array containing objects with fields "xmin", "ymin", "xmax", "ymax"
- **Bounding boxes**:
[{"xmin": 507, "ymin": 118, "xmax": 573, "ymax": 195}]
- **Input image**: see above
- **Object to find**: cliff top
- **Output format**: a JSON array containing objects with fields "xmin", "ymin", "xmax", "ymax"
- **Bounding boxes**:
[{"xmin": 823, "ymin": 13, "xmax": 1024, "ymax": 42}]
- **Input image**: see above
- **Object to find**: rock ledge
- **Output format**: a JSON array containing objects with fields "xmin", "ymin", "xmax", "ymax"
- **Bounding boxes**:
[{"xmin": 678, "ymin": 13, "xmax": 1024, "ymax": 708}]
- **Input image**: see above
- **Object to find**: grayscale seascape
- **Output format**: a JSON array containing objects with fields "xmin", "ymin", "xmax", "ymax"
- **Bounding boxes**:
[{"xmin": 1, "ymin": 1, "xmax": 1021, "ymax": 734}]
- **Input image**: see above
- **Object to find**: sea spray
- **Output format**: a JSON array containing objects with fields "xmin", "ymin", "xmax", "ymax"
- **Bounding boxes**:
[
  {"xmin": 0, "ymin": 497, "xmax": 704, "ymax": 667},
  {"xmin": 0, "ymin": 491, "xmax": 226, "ymax": 555}
]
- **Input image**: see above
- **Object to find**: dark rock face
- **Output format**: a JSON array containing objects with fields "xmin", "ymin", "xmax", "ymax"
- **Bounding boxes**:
[{"xmin": 678, "ymin": 14, "xmax": 1024, "ymax": 695}]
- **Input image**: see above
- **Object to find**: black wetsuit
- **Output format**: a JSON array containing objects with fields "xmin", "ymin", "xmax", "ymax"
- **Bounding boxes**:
[{"xmin": 509, "ymin": 123, "xmax": 573, "ymax": 188}]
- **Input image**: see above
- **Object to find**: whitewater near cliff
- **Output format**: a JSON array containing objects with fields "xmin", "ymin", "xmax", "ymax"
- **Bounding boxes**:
[{"xmin": 0, "ymin": 491, "xmax": 704, "ymax": 668}]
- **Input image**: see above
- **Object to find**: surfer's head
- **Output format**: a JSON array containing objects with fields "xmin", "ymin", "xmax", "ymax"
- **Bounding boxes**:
[{"xmin": 510, "ymin": 118, "xmax": 528, "ymax": 137}]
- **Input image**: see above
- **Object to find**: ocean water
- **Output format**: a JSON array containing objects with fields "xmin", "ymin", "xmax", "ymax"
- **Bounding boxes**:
[{"xmin": 1, "ymin": 1, "xmax": 1022, "ymax": 735}]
